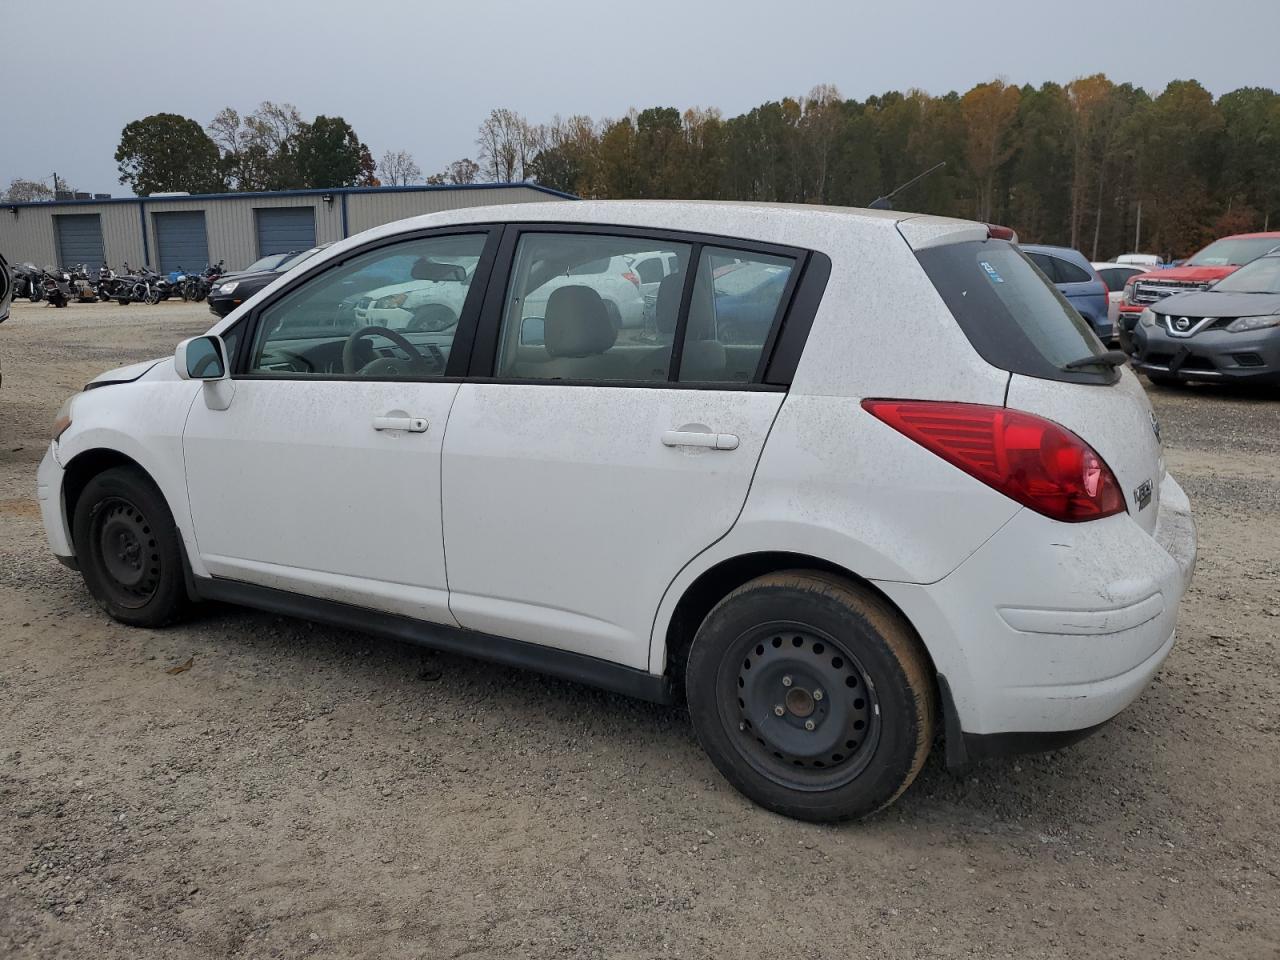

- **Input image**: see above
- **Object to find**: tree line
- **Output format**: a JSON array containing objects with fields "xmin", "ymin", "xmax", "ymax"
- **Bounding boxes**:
[{"xmin": 7, "ymin": 75, "xmax": 1278, "ymax": 260}]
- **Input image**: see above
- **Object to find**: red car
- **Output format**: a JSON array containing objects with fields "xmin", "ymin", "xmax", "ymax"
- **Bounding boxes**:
[{"xmin": 1118, "ymin": 232, "xmax": 1280, "ymax": 349}]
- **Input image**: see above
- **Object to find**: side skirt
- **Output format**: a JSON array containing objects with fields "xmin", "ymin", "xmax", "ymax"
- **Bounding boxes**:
[{"xmin": 191, "ymin": 577, "xmax": 674, "ymax": 705}]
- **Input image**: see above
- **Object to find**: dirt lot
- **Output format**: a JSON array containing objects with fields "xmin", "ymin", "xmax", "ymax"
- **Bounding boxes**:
[{"xmin": 1, "ymin": 299, "xmax": 1278, "ymax": 960}]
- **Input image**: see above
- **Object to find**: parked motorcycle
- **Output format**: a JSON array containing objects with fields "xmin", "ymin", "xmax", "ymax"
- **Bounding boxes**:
[
  {"xmin": 41, "ymin": 266, "xmax": 73, "ymax": 308},
  {"xmin": 13, "ymin": 262, "xmax": 43, "ymax": 302},
  {"xmin": 96, "ymin": 265, "xmax": 117, "ymax": 301},
  {"xmin": 68, "ymin": 264, "xmax": 98, "ymax": 302},
  {"xmin": 181, "ymin": 259, "xmax": 225, "ymax": 302}
]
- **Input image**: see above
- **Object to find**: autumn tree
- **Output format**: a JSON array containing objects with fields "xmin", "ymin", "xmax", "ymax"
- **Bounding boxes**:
[
  {"xmin": 4, "ymin": 178, "xmax": 56, "ymax": 202},
  {"xmin": 115, "ymin": 113, "xmax": 223, "ymax": 195},
  {"xmin": 961, "ymin": 80, "xmax": 1020, "ymax": 221},
  {"xmin": 476, "ymin": 108, "xmax": 542, "ymax": 182},
  {"xmin": 289, "ymin": 116, "xmax": 376, "ymax": 188}
]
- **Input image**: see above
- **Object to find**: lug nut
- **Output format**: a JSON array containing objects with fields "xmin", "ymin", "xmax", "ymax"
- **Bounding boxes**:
[
  {"xmin": 804, "ymin": 720, "xmax": 816, "ymax": 731},
  {"xmin": 782, "ymin": 675, "xmax": 793, "ymax": 687},
  {"xmin": 738, "ymin": 721, "xmax": 746, "ymax": 731},
  {"xmin": 774, "ymin": 705, "xmax": 785, "ymax": 717},
  {"xmin": 813, "ymin": 689, "xmax": 824, "ymax": 701}
]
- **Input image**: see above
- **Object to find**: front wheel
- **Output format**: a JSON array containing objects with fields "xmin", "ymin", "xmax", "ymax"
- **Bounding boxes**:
[
  {"xmin": 685, "ymin": 571, "xmax": 935, "ymax": 822},
  {"xmin": 72, "ymin": 466, "xmax": 188, "ymax": 627}
]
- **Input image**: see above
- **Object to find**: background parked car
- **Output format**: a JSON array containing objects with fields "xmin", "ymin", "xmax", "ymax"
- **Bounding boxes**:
[
  {"xmin": 1021, "ymin": 244, "xmax": 1113, "ymax": 341},
  {"xmin": 0, "ymin": 252, "xmax": 9, "ymax": 387},
  {"xmin": 1119, "ymin": 231, "xmax": 1280, "ymax": 337},
  {"xmin": 208, "ymin": 244, "xmax": 334, "ymax": 318},
  {"xmin": 1093, "ymin": 262, "xmax": 1149, "ymax": 350},
  {"xmin": 1132, "ymin": 249, "xmax": 1280, "ymax": 386},
  {"xmin": 522, "ymin": 253, "xmax": 647, "ymax": 329}
]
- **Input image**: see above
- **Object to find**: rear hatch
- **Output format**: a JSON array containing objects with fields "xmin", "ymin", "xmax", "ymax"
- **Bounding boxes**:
[{"xmin": 906, "ymin": 231, "xmax": 1164, "ymax": 534}]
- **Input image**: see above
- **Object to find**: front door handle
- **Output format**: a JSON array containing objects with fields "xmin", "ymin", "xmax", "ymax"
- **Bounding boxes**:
[
  {"xmin": 661, "ymin": 430, "xmax": 739, "ymax": 451},
  {"xmin": 373, "ymin": 416, "xmax": 428, "ymax": 433}
]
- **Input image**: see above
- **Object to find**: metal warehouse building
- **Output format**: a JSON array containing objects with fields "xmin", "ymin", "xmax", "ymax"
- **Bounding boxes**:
[{"xmin": 0, "ymin": 182, "xmax": 572, "ymax": 274}]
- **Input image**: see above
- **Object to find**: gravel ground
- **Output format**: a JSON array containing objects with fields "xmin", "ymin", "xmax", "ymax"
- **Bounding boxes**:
[{"xmin": 1, "ymin": 299, "xmax": 1278, "ymax": 960}]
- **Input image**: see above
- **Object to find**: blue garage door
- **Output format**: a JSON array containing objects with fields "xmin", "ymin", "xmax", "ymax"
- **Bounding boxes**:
[
  {"xmin": 154, "ymin": 211, "xmax": 209, "ymax": 275},
  {"xmin": 54, "ymin": 214, "xmax": 106, "ymax": 269},
  {"xmin": 255, "ymin": 207, "xmax": 316, "ymax": 258}
]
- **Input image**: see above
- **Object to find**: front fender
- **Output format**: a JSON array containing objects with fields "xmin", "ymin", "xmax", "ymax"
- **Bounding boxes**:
[{"xmin": 56, "ymin": 380, "xmax": 205, "ymax": 577}]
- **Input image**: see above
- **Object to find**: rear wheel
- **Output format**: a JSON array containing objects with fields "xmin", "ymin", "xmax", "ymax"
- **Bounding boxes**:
[
  {"xmin": 685, "ymin": 571, "xmax": 935, "ymax": 822},
  {"xmin": 72, "ymin": 466, "xmax": 187, "ymax": 627}
]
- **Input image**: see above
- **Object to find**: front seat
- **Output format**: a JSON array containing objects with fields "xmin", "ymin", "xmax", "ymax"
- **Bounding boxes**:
[{"xmin": 539, "ymin": 285, "xmax": 617, "ymax": 379}]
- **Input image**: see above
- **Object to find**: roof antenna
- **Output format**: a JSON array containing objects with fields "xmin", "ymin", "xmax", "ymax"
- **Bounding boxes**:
[{"xmin": 867, "ymin": 161, "xmax": 946, "ymax": 211}]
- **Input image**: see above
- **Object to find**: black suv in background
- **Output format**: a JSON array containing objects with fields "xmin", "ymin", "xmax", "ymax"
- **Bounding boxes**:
[
  {"xmin": 0, "ymin": 253, "xmax": 10, "ymax": 387},
  {"xmin": 208, "ymin": 244, "xmax": 332, "ymax": 318}
]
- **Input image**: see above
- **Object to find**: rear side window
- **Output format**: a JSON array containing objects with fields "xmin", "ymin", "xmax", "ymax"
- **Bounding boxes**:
[
  {"xmin": 1053, "ymin": 258, "xmax": 1092, "ymax": 284},
  {"xmin": 916, "ymin": 239, "xmax": 1114, "ymax": 385}
]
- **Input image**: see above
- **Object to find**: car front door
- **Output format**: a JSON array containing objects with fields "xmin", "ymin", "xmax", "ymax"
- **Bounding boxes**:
[
  {"xmin": 182, "ymin": 228, "xmax": 497, "ymax": 623},
  {"xmin": 440, "ymin": 227, "xmax": 805, "ymax": 670}
]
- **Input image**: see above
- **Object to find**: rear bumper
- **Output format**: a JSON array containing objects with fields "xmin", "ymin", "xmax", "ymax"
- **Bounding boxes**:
[{"xmin": 878, "ymin": 473, "xmax": 1196, "ymax": 751}]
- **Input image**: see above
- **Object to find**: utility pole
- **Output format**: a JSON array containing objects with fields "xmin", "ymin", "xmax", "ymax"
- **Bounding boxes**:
[
  {"xmin": 1134, "ymin": 199, "xmax": 1142, "ymax": 252},
  {"xmin": 51, "ymin": 172, "xmax": 61, "ymax": 198}
]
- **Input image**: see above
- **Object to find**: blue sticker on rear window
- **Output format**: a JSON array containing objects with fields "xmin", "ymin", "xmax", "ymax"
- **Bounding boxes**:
[{"xmin": 979, "ymin": 260, "xmax": 1004, "ymax": 283}]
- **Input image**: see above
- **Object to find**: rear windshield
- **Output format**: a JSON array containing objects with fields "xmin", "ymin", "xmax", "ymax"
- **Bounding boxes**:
[{"xmin": 915, "ymin": 239, "xmax": 1114, "ymax": 385}]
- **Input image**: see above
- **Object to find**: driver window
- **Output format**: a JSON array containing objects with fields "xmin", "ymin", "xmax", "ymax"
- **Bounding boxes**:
[{"xmin": 248, "ymin": 233, "xmax": 486, "ymax": 379}]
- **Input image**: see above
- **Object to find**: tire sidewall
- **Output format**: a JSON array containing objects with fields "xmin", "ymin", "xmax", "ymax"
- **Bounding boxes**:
[
  {"xmin": 686, "ymin": 575, "xmax": 931, "ymax": 821},
  {"xmin": 72, "ymin": 467, "xmax": 186, "ymax": 627}
]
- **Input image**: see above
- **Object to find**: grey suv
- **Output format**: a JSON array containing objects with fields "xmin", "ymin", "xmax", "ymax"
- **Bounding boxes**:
[{"xmin": 1133, "ymin": 250, "xmax": 1280, "ymax": 386}]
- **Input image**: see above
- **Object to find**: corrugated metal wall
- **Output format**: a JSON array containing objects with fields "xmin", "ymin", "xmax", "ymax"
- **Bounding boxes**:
[
  {"xmin": 345, "ymin": 186, "xmax": 551, "ymax": 235},
  {"xmin": 0, "ymin": 202, "xmax": 144, "ymax": 269},
  {"xmin": 1, "ymin": 185, "xmax": 565, "ymax": 273}
]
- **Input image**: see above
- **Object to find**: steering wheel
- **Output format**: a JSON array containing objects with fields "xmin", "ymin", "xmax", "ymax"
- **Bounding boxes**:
[{"xmin": 341, "ymin": 325, "xmax": 439, "ymax": 377}]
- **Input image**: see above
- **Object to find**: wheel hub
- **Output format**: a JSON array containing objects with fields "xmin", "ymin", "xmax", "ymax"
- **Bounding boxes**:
[
  {"xmin": 95, "ymin": 499, "xmax": 161, "ymax": 603},
  {"xmin": 733, "ymin": 627, "xmax": 878, "ymax": 775}
]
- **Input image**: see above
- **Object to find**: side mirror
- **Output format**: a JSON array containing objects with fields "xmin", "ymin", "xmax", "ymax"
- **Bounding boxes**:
[
  {"xmin": 519, "ymin": 316, "xmax": 545, "ymax": 346},
  {"xmin": 175, "ymin": 335, "xmax": 229, "ymax": 381}
]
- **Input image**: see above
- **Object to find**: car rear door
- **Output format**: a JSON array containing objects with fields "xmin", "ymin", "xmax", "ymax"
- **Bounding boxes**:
[{"xmin": 439, "ymin": 225, "xmax": 811, "ymax": 670}]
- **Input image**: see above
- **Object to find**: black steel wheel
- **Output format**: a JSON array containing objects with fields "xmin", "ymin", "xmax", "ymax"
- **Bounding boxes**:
[
  {"xmin": 727, "ymin": 624, "xmax": 881, "ymax": 790},
  {"xmin": 73, "ymin": 466, "xmax": 187, "ymax": 627},
  {"xmin": 90, "ymin": 497, "xmax": 162, "ymax": 608},
  {"xmin": 686, "ymin": 571, "xmax": 935, "ymax": 822}
]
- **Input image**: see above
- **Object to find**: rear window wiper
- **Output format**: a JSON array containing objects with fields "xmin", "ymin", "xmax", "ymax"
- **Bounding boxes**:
[{"xmin": 1062, "ymin": 350, "xmax": 1129, "ymax": 371}]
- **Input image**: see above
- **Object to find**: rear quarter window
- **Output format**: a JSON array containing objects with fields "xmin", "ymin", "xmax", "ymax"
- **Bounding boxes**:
[{"xmin": 915, "ymin": 239, "xmax": 1115, "ymax": 385}]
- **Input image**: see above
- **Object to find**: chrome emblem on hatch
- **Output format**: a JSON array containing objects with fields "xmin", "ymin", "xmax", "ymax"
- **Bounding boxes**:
[{"xmin": 1134, "ymin": 479, "xmax": 1153, "ymax": 511}]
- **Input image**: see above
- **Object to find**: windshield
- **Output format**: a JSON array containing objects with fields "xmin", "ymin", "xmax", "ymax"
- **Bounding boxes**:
[
  {"xmin": 277, "ymin": 246, "xmax": 325, "ymax": 271},
  {"xmin": 243, "ymin": 253, "xmax": 289, "ymax": 273},
  {"xmin": 1187, "ymin": 237, "xmax": 1280, "ymax": 267},
  {"xmin": 1212, "ymin": 254, "xmax": 1280, "ymax": 294},
  {"xmin": 916, "ymin": 239, "xmax": 1113, "ymax": 385}
]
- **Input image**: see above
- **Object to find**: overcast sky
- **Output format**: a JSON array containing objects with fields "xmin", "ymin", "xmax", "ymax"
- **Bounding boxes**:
[{"xmin": 4, "ymin": 0, "xmax": 1278, "ymax": 197}]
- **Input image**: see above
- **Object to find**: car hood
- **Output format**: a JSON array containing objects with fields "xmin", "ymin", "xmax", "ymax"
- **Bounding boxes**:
[
  {"xmin": 215, "ymin": 269, "xmax": 278, "ymax": 288},
  {"xmin": 1156, "ymin": 289, "xmax": 1280, "ymax": 318},
  {"xmin": 1132, "ymin": 264, "xmax": 1238, "ymax": 284},
  {"xmin": 84, "ymin": 358, "xmax": 162, "ymax": 389}
]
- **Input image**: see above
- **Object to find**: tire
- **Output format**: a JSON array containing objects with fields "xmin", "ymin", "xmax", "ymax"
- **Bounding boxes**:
[
  {"xmin": 602, "ymin": 299, "xmax": 622, "ymax": 331},
  {"xmin": 72, "ymin": 466, "xmax": 188, "ymax": 627},
  {"xmin": 685, "ymin": 571, "xmax": 935, "ymax": 822}
]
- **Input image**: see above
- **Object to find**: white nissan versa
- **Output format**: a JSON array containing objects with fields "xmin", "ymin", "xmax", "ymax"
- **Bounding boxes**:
[{"xmin": 37, "ymin": 201, "xmax": 1196, "ymax": 822}]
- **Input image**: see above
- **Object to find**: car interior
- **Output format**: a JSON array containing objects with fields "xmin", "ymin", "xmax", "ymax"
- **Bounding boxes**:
[{"xmin": 498, "ymin": 236, "xmax": 793, "ymax": 384}]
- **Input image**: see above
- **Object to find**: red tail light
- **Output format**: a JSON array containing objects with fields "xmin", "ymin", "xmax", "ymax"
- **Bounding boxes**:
[
  {"xmin": 862, "ymin": 400, "xmax": 1126, "ymax": 522},
  {"xmin": 622, "ymin": 270, "xmax": 641, "ymax": 289}
]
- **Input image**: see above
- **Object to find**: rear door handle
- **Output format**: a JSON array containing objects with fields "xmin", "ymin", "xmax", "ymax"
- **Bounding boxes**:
[
  {"xmin": 661, "ymin": 430, "xmax": 739, "ymax": 451},
  {"xmin": 373, "ymin": 416, "xmax": 428, "ymax": 433}
]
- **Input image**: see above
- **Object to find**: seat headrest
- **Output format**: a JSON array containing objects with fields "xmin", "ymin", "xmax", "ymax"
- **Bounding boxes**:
[
  {"xmin": 411, "ymin": 258, "xmax": 465, "ymax": 282},
  {"xmin": 654, "ymin": 273, "xmax": 683, "ymax": 335},
  {"xmin": 544, "ymin": 285, "xmax": 616, "ymax": 357}
]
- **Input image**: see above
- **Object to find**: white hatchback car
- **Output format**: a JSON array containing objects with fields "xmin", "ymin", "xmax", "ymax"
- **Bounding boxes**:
[{"xmin": 37, "ymin": 201, "xmax": 1196, "ymax": 822}]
